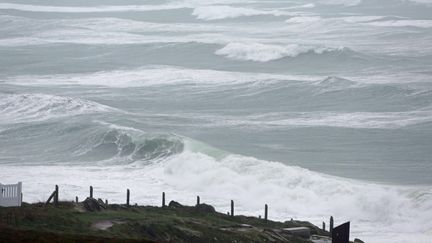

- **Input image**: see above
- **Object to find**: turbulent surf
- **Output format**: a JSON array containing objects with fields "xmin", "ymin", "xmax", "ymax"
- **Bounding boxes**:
[{"xmin": 1, "ymin": 0, "xmax": 432, "ymax": 242}]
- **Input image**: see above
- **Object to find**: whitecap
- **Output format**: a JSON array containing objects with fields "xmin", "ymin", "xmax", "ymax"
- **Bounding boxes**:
[
  {"xmin": 215, "ymin": 42, "xmax": 344, "ymax": 62},
  {"xmin": 0, "ymin": 150, "xmax": 431, "ymax": 243},
  {"xmin": 0, "ymin": 2, "xmax": 187, "ymax": 13},
  {"xmin": 366, "ymin": 19, "xmax": 432, "ymax": 28},
  {"xmin": 0, "ymin": 93, "xmax": 115, "ymax": 123},
  {"xmin": 192, "ymin": 5, "xmax": 287, "ymax": 20},
  {"xmin": 5, "ymin": 66, "xmax": 318, "ymax": 88}
]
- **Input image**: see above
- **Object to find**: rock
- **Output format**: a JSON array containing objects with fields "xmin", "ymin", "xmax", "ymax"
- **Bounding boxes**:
[
  {"xmin": 168, "ymin": 200, "xmax": 183, "ymax": 208},
  {"xmin": 91, "ymin": 219, "xmax": 126, "ymax": 231},
  {"xmin": 282, "ymin": 227, "xmax": 310, "ymax": 239},
  {"xmin": 354, "ymin": 239, "xmax": 365, "ymax": 243},
  {"xmin": 83, "ymin": 197, "xmax": 102, "ymax": 212},
  {"xmin": 195, "ymin": 203, "xmax": 216, "ymax": 213},
  {"xmin": 91, "ymin": 220, "xmax": 114, "ymax": 230}
]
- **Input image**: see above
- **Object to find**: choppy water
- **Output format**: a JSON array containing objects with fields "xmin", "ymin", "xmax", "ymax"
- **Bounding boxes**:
[{"xmin": 1, "ymin": 0, "xmax": 432, "ymax": 242}]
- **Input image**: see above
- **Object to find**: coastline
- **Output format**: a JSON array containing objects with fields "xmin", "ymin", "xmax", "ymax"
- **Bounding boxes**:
[{"xmin": 0, "ymin": 199, "xmax": 339, "ymax": 243}]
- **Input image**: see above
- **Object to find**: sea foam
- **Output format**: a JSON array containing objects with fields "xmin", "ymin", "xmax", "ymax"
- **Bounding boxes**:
[
  {"xmin": 215, "ymin": 42, "xmax": 344, "ymax": 62},
  {"xmin": 0, "ymin": 3, "xmax": 186, "ymax": 13},
  {"xmin": 192, "ymin": 5, "xmax": 286, "ymax": 20},
  {"xmin": 0, "ymin": 148, "xmax": 431, "ymax": 243},
  {"xmin": 0, "ymin": 93, "xmax": 114, "ymax": 123},
  {"xmin": 5, "ymin": 66, "xmax": 317, "ymax": 88}
]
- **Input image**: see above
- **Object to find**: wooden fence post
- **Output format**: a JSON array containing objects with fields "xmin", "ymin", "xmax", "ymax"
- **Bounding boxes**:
[
  {"xmin": 162, "ymin": 192, "xmax": 165, "ymax": 207},
  {"xmin": 105, "ymin": 199, "xmax": 108, "ymax": 205},
  {"xmin": 330, "ymin": 216, "xmax": 334, "ymax": 234},
  {"xmin": 126, "ymin": 189, "xmax": 130, "ymax": 207},
  {"xmin": 323, "ymin": 222, "xmax": 326, "ymax": 231},
  {"xmin": 17, "ymin": 182, "xmax": 22, "ymax": 207},
  {"xmin": 45, "ymin": 191, "xmax": 56, "ymax": 205},
  {"xmin": 264, "ymin": 204, "xmax": 268, "ymax": 222},
  {"xmin": 54, "ymin": 185, "xmax": 59, "ymax": 207},
  {"xmin": 90, "ymin": 186, "xmax": 93, "ymax": 199},
  {"xmin": 230, "ymin": 200, "xmax": 234, "ymax": 217},
  {"xmin": 75, "ymin": 196, "xmax": 78, "ymax": 203},
  {"xmin": 196, "ymin": 196, "xmax": 200, "ymax": 206}
]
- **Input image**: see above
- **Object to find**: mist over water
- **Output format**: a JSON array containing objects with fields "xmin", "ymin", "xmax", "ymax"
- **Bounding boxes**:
[{"xmin": 1, "ymin": 0, "xmax": 432, "ymax": 242}]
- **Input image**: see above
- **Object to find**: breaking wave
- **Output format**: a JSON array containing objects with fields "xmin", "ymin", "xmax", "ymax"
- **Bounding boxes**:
[
  {"xmin": 1, "ymin": 142, "xmax": 431, "ymax": 243},
  {"xmin": 192, "ymin": 5, "xmax": 286, "ymax": 20},
  {"xmin": 285, "ymin": 15, "xmax": 384, "ymax": 24},
  {"xmin": 195, "ymin": 109, "xmax": 432, "ymax": 129},
  {"xmin": 4, "ymin": 66, "xmax": 317, "ymax": 88},
  {"xmin": 0, "ymin": 117, "xmax": 185, "ymax": 164},
  {"xmin": 75, "ymin": 124, "xmax": 185, "ymax": 164},
  {"xmin": 215, "ymin": 42, "xmax": 346, "ymax": 62},
  {"xmin": 0, "ymin": 93, "xmax": 115, "ymax": 124},
  {"xmin": 366, "ymin": 19, "xmax": 432, "ymax": 28},
  {"xmin": 0, "ymin": 3, "xmax": 186, "ymax": 13}
]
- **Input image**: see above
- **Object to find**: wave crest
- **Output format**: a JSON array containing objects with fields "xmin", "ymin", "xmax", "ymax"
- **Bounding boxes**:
[
  {"xmin": 0, "ymin": 93, "xmax": 114, "ymax": 123},
  {"xmin": 192, "ymin": 5, "xmax": 285, "ymax": 20},
  {"xmin": 5, "ymin": 66, "xmax": 318, "ymax": 87},
  {"xmin": 215, "ymin": 42, "xmax": 345, "ymax": 62},
  {"xmin": 78, "ymin": 128, "xmax": 184, "ymax": 163},
  {"xmin": 0, "ymin": 3, "xmax": 185, "ymax": 13}
]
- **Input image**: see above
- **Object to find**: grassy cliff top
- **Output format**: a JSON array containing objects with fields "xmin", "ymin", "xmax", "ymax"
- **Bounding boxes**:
[{"xmin": 0, "ymin": 200, "xmax": 331, "ymax": 243}]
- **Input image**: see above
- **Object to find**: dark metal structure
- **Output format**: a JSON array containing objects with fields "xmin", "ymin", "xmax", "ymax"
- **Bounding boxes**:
[{"xmin": 332, "ymin": 221, "xmax": 350, "ymax": 243}]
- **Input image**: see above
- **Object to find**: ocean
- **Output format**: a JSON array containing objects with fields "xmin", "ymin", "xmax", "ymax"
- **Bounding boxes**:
[{"xmin": 1, "ymin": 0, "xmax": 432, "ymax": 242}]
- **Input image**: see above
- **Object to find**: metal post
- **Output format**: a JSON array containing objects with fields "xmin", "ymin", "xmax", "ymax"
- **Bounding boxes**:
[
  {"xmin": 75, "ymin": 196, "xmax": 78, "ymax": 203},
  {"xmin": 264, "ymin": 204, "xmax": 268, "ymax": 222},
  {"xmin": 90, "ymin": 186, "xmax": 93, "ymax": 198},
  {"xmin": 162, "ymin": 192, "xmax": 166, "ymax": 207},
  {"xmin": 126, "ymin": 189, "xmax": 130, "ymax": 206},
  {"xmin": 197, "ymin": 196, "xmax": 200, "ymax": 205},
  {"xmin": 230, "ymin": 200, "xmax": 234, "ymax": 217}
]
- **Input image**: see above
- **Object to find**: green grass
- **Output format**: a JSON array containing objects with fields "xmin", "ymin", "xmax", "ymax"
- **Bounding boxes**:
[{"xmin": 0, "ymin": 202, "xmax": 330, "ymax": 243}]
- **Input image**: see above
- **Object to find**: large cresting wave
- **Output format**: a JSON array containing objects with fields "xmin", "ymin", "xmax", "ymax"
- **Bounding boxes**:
[{"xmin": 0, "ymin": 138, "xmax": 431, "ymax": 243}]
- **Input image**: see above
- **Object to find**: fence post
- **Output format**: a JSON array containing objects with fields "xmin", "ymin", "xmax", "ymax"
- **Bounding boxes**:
[
  {"xmin": 90, "ymin": 186, "xmax": 93, "ymax": 199},
  {"xmin": 54, "ymin": 185, "xmax": 59, "ymax": 207},
  {"xmin": 162, "ymin": 192, "xmax": 166, "ymax": 207},
  {"xmin": 126, "ymin": 189, "xmax": 130, "ymax": 207},
  {"xmin": 230, "ymin": 200, "xmax": 234, "ymax": 217},
  {"xmin": 17, "ymin": 182, "xmax": 22, "ymax": 206},
  {"xmin": 45, "ymin": 191, "xmax": 56, "ymax": 205},
  {"xmin": 330, "ymin": 216, "xmax": 334, "ymax": 234},
  {"xmin": 105, "ymin": 199, "xmax": 108, "ymax": 205},
  {"xmin": 264, "ymin": 204, "xmax": 268, "ymax": 222},
  {"xmin": 322, "ymin": 222, "xmax": 326, "ymax": 231},
  {"xmin": 196, "ymin": 196, "xmax": 200, "ymax": 206}
]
